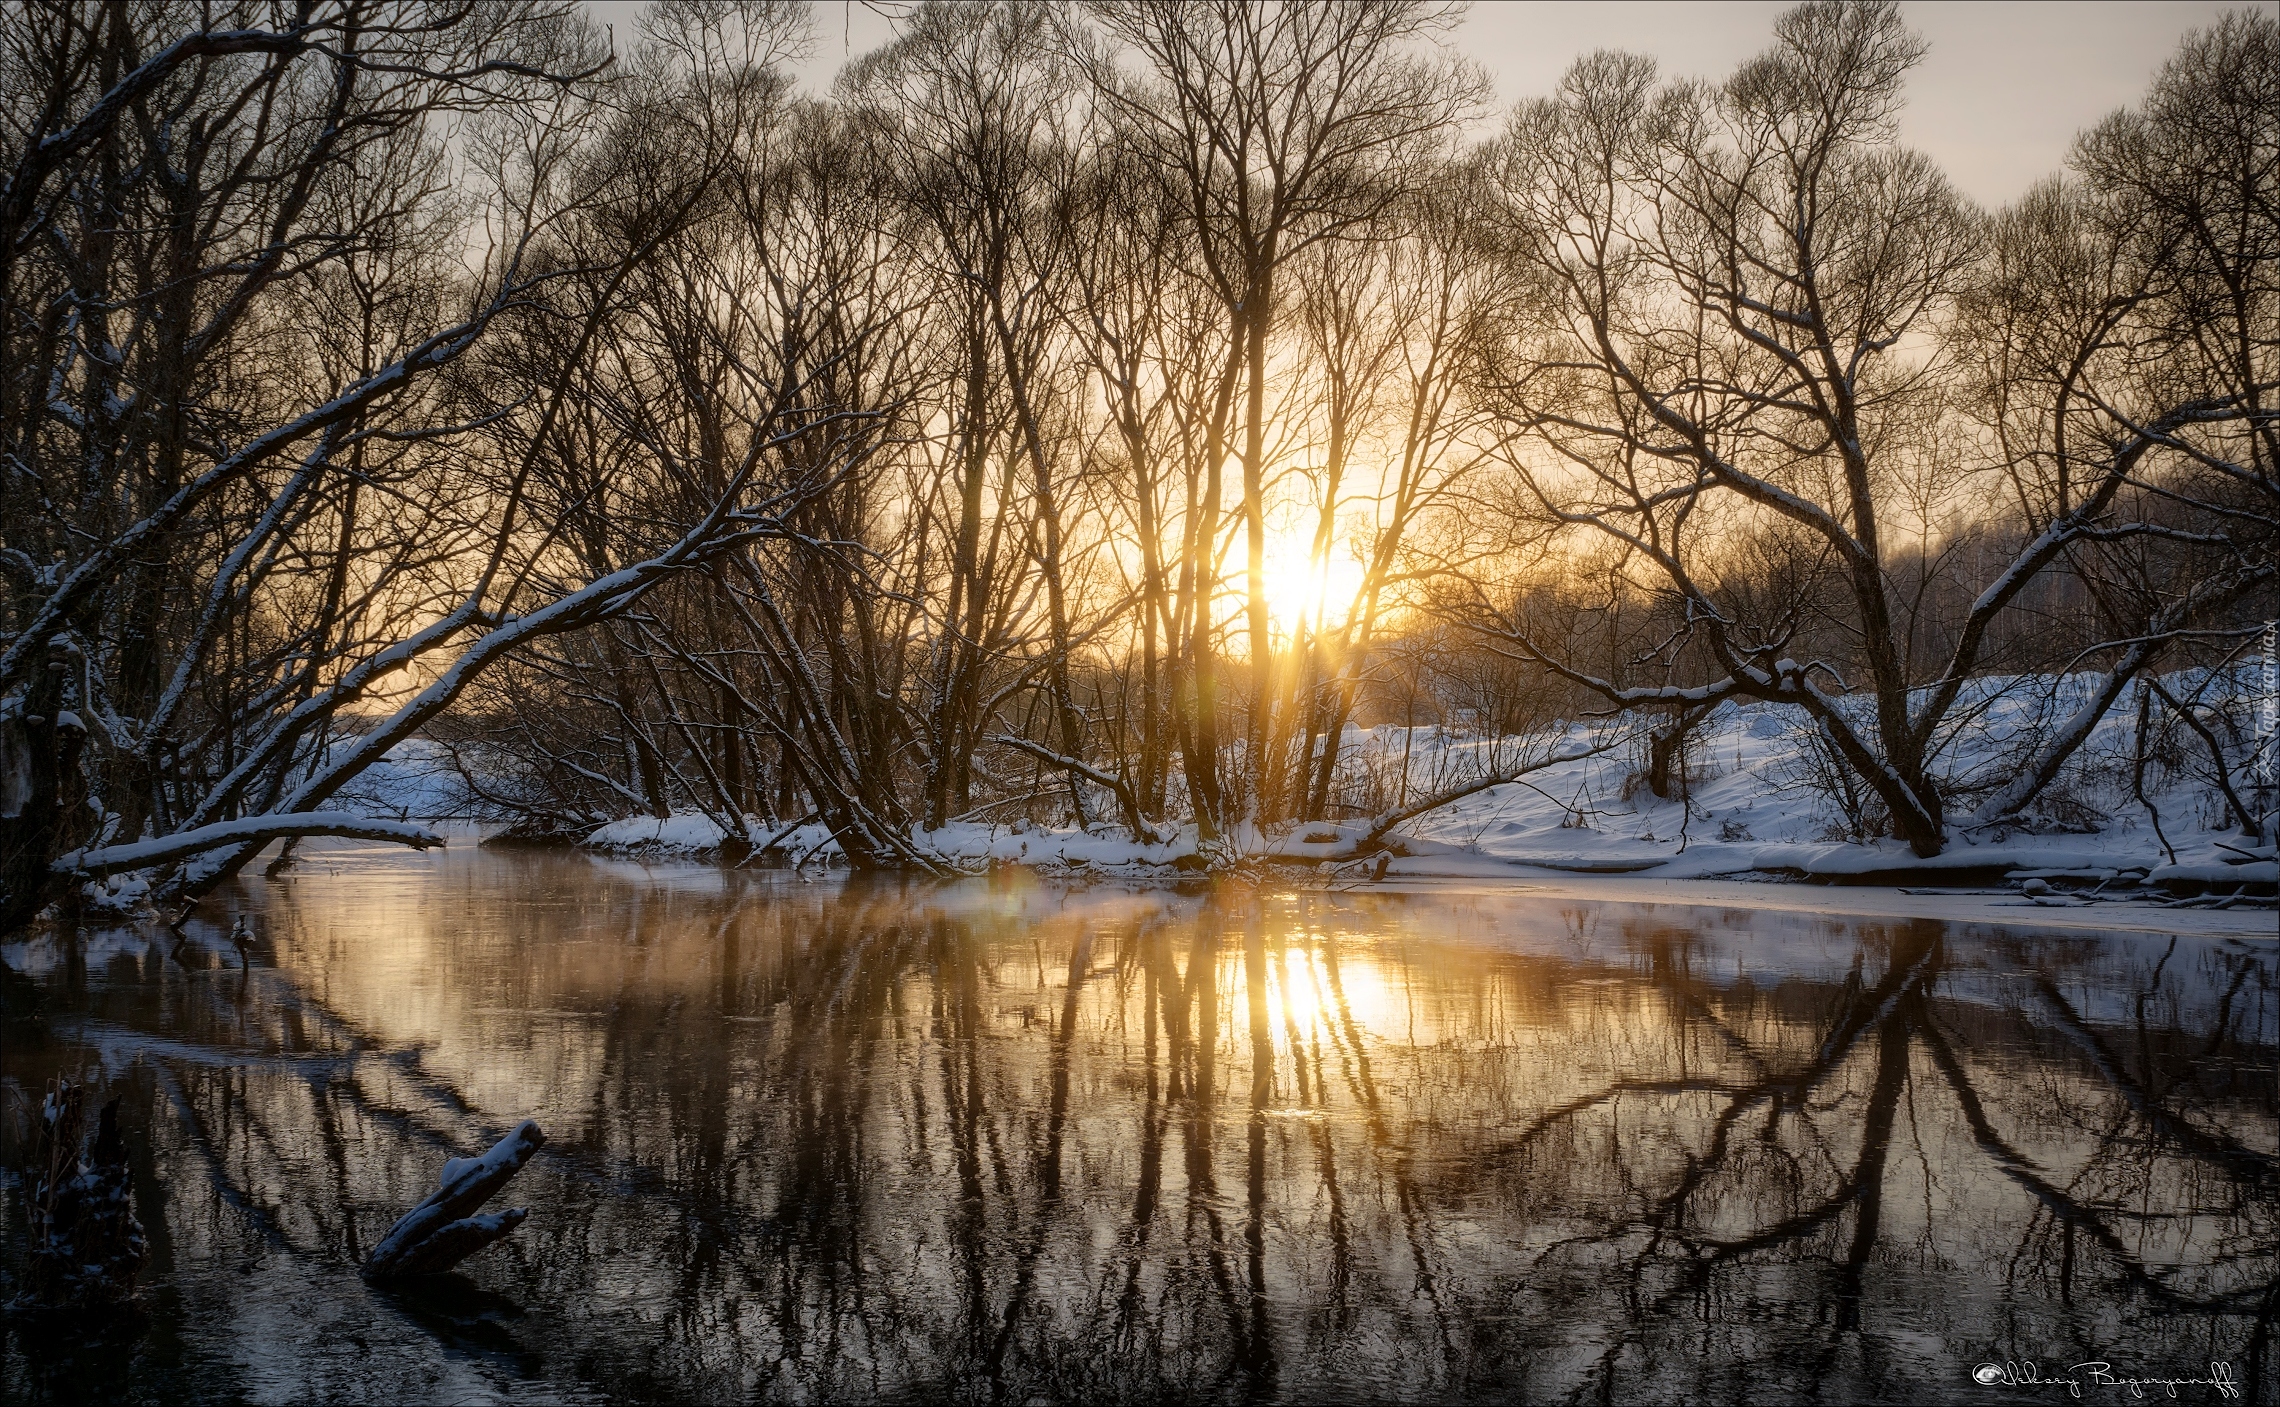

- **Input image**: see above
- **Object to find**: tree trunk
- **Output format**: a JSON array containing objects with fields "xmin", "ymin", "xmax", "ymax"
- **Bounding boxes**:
[{"xmin": 0, "ymin": 645, "xmax": 86, "ymax": 932}]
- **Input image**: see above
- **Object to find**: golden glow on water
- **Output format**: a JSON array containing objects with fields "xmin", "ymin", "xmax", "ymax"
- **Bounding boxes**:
[
  {"xmin": 1275, "ymin": 946, "xmax": 1326, "ymax": 1045},
  {"xmin": 1258, "ymin": 940, "xmax": 1397, "ymax": 1059},
  {"xmin": 3, "ymin": 841, "xmax": 2273, "ymax": 1403}
]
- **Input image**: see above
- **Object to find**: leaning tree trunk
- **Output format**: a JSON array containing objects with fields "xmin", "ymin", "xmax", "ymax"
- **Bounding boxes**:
[{"xmin": 1644, "ymin": 702, "xmax": 1713, "ymax": 801}]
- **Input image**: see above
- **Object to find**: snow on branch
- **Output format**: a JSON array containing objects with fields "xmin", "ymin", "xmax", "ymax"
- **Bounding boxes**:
[
  {"xmin": 54, "ymin": 813, "xmax": 444, "ymax": 879},
  {"xmin": 986, "ymin": 734, "xmax": 1145, "ymax": 810},
  {"xmin": 0, "ymin": 307, "xmax": 501, "ymax": 690},
  {"xmin": 364, "ymin": 1121, "xmax": 546, "ymax": 1281}
]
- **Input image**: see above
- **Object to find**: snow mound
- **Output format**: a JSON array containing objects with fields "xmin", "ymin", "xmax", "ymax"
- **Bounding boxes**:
[
  {"xmin": 586, "ymin": 812, "xmax": 743, "ymax": 853},
  {"xmin": 566, "ymin": 669, "xmax": 2273, "ymax": 892},
  {"xmin": 1750, "ymin": 842, "xmax": 2132, "ymax": 879},
  {"xmin": 1376, "ymin": 671, "xmax": 2274, "ymax": 886}
]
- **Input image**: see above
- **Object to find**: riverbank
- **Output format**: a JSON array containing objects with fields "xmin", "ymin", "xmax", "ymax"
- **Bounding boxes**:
[
  {"xmin": 562, "ymin": 829, "xmax": 2280, "ymax": 941},
  {"xmin": 219, "ymin": 823, "xmax": 2275, "ymax": 943},
  {"xmin": 1357, "ymin": 865, "xmax": 2280, "ymax": 942}
]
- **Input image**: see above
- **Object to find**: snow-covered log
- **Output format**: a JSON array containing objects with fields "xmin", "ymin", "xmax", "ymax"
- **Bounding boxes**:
[
  {"xmin": 52, "ymin": 813, "xmax": 444, "ymax": 879},
  {"xmin": 365, "ymin": 1120, "xmax": 546, "ymax": 1281}
]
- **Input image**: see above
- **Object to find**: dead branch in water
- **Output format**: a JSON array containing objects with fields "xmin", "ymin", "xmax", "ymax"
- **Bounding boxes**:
[{"xmin": 364, "ymin": 1120, "xmax": 546, "ymax": 1280}]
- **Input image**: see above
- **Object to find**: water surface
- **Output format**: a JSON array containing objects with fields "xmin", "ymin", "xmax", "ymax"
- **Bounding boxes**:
[{"xmin": 2, "ymin": 841, "xmax": 2274, "ymax": 1404}]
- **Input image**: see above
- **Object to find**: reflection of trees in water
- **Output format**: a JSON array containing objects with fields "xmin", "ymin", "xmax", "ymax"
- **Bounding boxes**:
[
  {"xmin": 3, "ymin": 868, "xmax": 2275, "ymax": 1403},
  {"xmin": 1475, "ymin": 917, "xmax": 2277, "ymax": 1401}
]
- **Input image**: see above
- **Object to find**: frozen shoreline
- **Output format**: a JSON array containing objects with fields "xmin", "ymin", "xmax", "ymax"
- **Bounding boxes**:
[
  {"xmin": 1357, "ymin": 864, "xmax": 2280, "ymax": 942},
  {"xmin": 563, "ymin": 827, "xmax": 2277, "ymax": 941},
  {"xmin": 195, "ymin": 825, "xmax": 2280, "ymax": 943},
  {"xmin": 321, "ymin": 673, "xmax": 2280, "ymax": 937}
]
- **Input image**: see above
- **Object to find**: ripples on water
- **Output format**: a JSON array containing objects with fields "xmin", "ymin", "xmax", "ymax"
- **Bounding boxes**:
[{"xmin": 1, "ymin": 840, "xmax": 2274, "ymax": 1404}]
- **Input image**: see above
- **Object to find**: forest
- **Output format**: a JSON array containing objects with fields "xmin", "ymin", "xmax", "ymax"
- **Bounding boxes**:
[{"xmin": 0, "ymin": 0, "xmax": 2273, "ymax": 928}]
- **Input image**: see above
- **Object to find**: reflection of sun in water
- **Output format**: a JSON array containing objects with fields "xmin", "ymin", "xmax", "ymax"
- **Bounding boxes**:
[
  {"xmin": 1269, "ymin": 940, "xmax": 1395, "ymax": 1050},
  {"xmin": 1271, "ymin": 949, "xmax": 1321, "ymax": 1036}
]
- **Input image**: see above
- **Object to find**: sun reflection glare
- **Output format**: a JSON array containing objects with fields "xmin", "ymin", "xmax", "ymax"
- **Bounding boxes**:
[{"xmin": 1268, "ymin": 939, "xmax": 1397, "ymax": 1052}]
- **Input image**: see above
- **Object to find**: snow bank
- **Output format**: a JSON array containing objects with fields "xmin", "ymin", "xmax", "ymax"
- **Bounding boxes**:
[
  {"xmin": 568, "ymin": 670, "xmax": 2275, "ymax": 896},
  {"xmin": 582, "ymin": 812, "xmax": 1191, "ymax": 870},
  {"xmin": 2147, "ymin": 860, "xmax": 2279, "ymax": 887},
  {"xmin": 1369, "ymin": 675, "xmax": 2268, "ymax": 884},
  {"xmin": 1747, "ymin": 842, "xmax": 2131, "ymax": 878},
  {"xmin": 915, "ymin": 822, "xmax": 1190, "ymax": 869},
  {"xmin": 586, "ymin": 812, "xmax": 745, "ymax": 853}
]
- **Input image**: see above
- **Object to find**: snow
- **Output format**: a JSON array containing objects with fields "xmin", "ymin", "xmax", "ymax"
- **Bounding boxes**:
[
  {"xmin": 445, "ymin": 1209, "xmax": 524, "ymax": 1237},
  {"xmin": 587, "ymin": 812, "xmax": 751, "ymax": 853},
  {"xmin": 1745, "ymin": 842, "xmax": 2130, "ymax": 877},
  {"xmin": 2147, "ymin": 860, "xmax": 2280, "ymax": 886},
  {"xmin": 916, "ymin": 822, "xmax": 1191, "ymax": 869},
  {"xmin": 569, "ymin": 669, "xmax": 2276, "ymax": 905},
  {"xmin": 326, "ymin": 737, "xmax": 466, "ymax": 819},
  {"xmin": 365, "ymin": 1120, "xmax": 544, "ymax": 1278},
  {"xmin": 54, "ymin": 812, "xmax": 445, "ymax": 878},
  {"xmin": 76, "ymin": 870, "xmax": 154, "ymax": 917},
  {"xmin": 1387, "ymin": 673, "xmax": 2275, "ymax": 890},
  {"xmin": 433, "ymin": 1120, "xmax": 546, "ymax": 1196},
  {"xmin": 583, "ymin": 812, "xmax": 1192, "ymax": 870},
  {"xmin": 0, "ymin": 303, "xmax": 502, "ymax": 688}
]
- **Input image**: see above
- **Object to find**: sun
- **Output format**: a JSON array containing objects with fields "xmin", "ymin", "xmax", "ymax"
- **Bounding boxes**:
[{"xmin": 1260, "ymin": 531, "xmax": 1368, "ymax": 639}]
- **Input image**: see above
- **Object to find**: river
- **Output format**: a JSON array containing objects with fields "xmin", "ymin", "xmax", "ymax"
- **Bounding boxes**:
[{"xmin": 2, "ymin": 837, "xmax": 2274, "ymax": 1403}]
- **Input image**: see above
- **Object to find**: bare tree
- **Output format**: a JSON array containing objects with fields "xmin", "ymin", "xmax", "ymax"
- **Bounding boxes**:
[
  {"xmin": 1081, "ymin": 0, "xmax": 1486, "ymax": 835},
  {"xmin": 0, "ymin": 1, "xmax": 614, "ymax": 926},
  {"xmin": 1957, "ymin": 8, "xmax": 2279, "ymax": 830},
  {"xmin": 1469, "ymin": 2, "xmax": 2275, "ymax": 856},
  {"xmin": 847, "ymin": 1, "xmax": 1105, "ymax": 832}
]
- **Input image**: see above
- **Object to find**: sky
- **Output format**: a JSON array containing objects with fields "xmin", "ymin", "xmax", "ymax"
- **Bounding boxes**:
[{"xmin": 713, "ymin": 0, "xmax": 2241, "ymax": 209}]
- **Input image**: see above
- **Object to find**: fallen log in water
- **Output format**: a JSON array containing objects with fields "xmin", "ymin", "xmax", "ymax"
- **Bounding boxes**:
[{"xmin": 365, "ymin": 1120, "xmax": 545, "ymax": 1280}]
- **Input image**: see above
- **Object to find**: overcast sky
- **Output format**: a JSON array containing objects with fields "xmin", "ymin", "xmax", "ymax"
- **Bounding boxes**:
[{"xmin": 592, "ymin": 1, "xmax": 2243, "ymax": 209}]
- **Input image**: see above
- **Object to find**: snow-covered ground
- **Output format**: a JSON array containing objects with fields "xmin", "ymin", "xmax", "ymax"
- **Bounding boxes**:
[
  {"xmin": 576, "ymin": 673, "xmax": 2277, "ymax": 909},
  {"xmin": 1391, "ymin": 676, "xmax": 2274, "ymax": 889},
  {"xmin": 584, "ymin": 811, "xmax": 1195, "ymax": 869},
  {"xmin": 294, "ymin": 672, "xmax": 2276, "ymax": 918}
]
